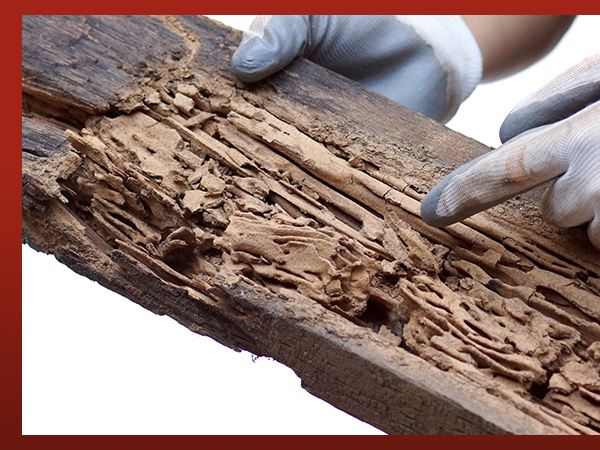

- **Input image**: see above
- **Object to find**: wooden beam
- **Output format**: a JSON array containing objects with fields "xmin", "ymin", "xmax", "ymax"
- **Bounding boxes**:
[{"xmin": 22, "ymin": 16, "xmax": 600, "ymax": 434}]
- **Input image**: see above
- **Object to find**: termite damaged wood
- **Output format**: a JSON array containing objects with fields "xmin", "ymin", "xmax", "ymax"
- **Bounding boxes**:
[{"xmin": 22, "ymin": 15, "xmax": 600, "ymax": 434}]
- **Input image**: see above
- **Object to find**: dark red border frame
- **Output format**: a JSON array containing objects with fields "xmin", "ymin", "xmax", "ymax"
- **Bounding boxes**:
[{"xmin": 8, "ymin": 1, "xmax": 600, "ymax": 448}]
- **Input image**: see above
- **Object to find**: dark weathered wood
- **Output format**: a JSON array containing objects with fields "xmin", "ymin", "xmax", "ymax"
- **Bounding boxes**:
[{"xmin": 22, "ymin": 16, "xmax": 600, "ymax": 434}]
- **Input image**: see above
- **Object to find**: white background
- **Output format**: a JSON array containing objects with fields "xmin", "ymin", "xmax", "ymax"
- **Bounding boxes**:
[{"xmin": 22, "ymin": 15, "xmax": 599, "ymax": 435}]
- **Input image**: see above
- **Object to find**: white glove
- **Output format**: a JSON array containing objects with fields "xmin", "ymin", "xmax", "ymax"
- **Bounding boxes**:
[
  {"xmin": 421, "ymin": 54, "xmax": 600, "ymax": 249},
  {"xmin": 231, "ymin": 15, "xmax": 482, "ymax": 122}
]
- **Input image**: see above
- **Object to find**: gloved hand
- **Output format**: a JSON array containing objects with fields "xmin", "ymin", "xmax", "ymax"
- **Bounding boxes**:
[
  {"xmin": 421, "ymin": 54, "xmax": 600, "ymax": 249},
  {"xmin": 231, "ymin": 15, "xmax": 482, "ymax": 122}
]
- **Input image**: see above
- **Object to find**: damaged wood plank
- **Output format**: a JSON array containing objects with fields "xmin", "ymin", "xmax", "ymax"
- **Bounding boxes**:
[{"xmin": 22, "ymin": 16, "xmax": 600, "ymax": 434}]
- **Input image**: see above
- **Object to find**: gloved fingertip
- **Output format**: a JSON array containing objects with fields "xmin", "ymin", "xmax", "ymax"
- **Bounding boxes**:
[
  {"xmin": 420, "ymin": 183, "xmax": 454, "ymax": 227},
  {"xmin": 421, "ymin": 151, "xmax": 496, "ymax": 227},
  {"xmin": 499, "ymin": 108, "xmax": 531, "ymax": 143},
  {"xmin": 231, "ymin": 40, "xmax": 274, "ymax": 83},
  {"xmin": 499, "ymin": 119, "xmax": 518, "ymax": 144}
]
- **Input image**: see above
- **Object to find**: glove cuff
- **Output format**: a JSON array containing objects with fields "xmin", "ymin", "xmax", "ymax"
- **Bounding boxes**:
[{"xmin": 398, "ymin": 15, "xmax": 483, "ymax": 122}]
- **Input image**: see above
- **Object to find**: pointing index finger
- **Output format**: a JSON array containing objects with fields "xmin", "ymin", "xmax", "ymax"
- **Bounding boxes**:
[{"xmin": 421, "ymin": 122, "xmax": 569, "ymax": 227}]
